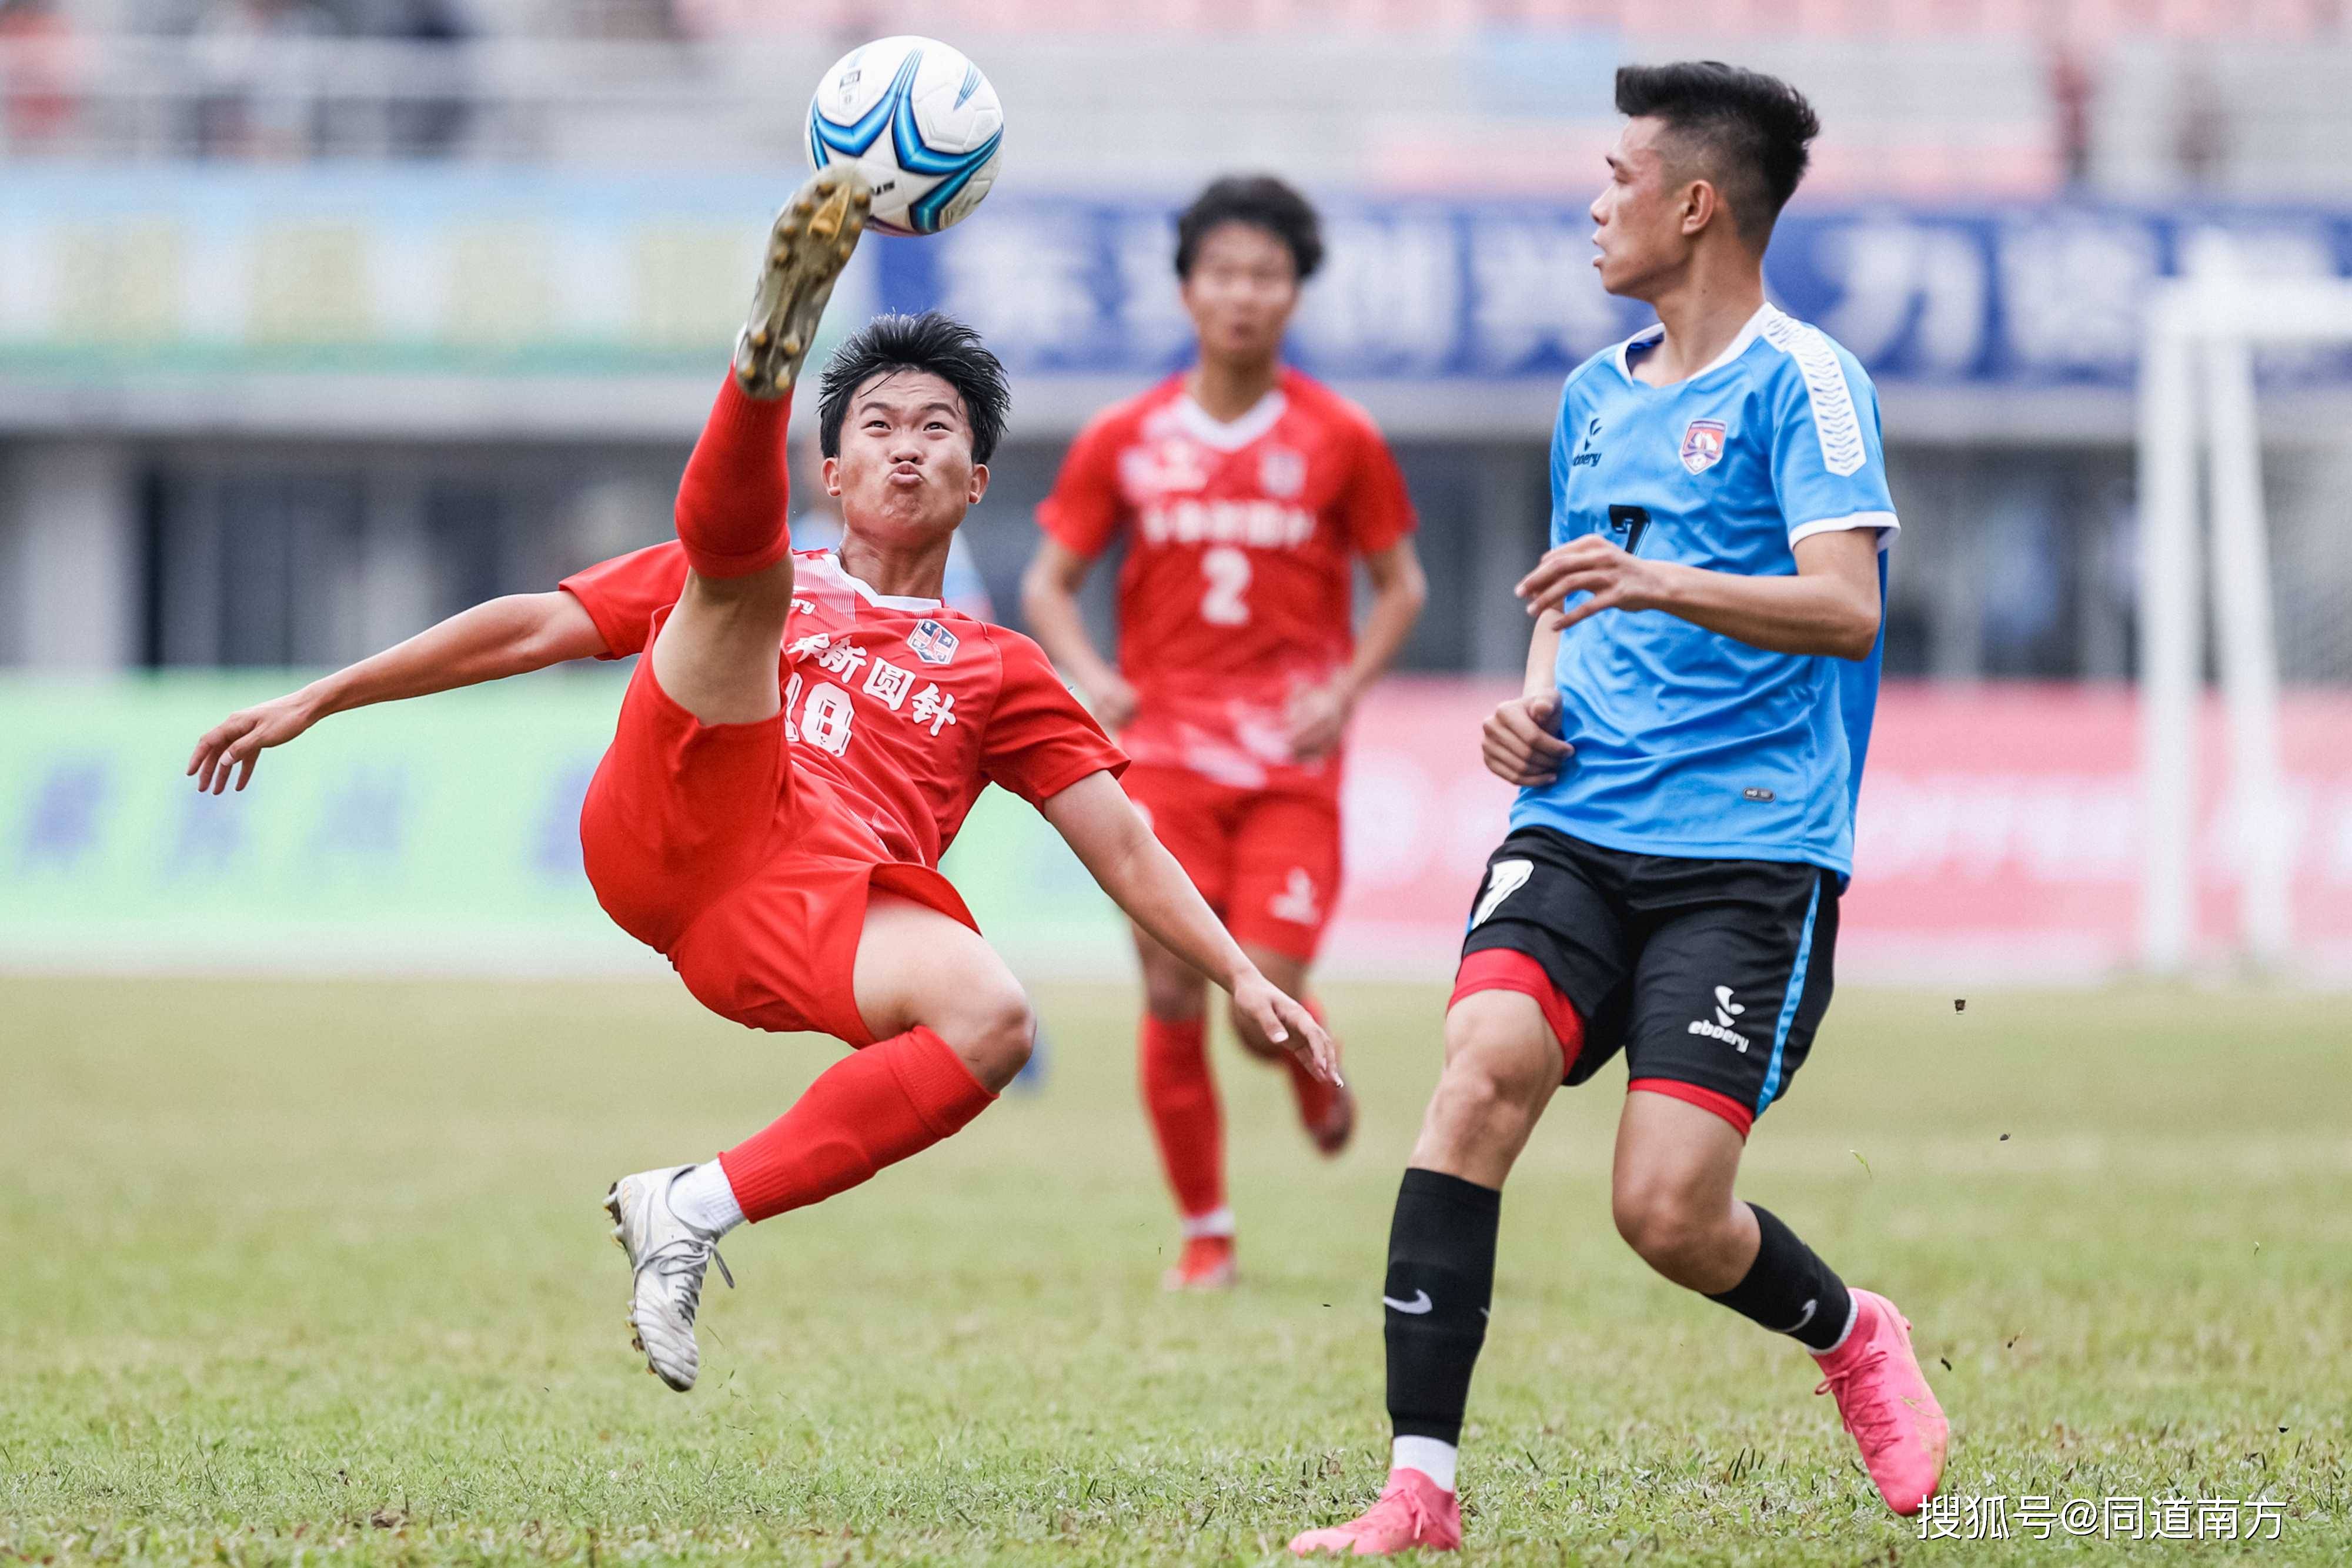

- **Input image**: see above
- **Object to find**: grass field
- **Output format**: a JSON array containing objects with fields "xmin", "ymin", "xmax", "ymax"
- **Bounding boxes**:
[{"xmin": 2, "ymin": 976, "xmax": 2347, "ymax": 1565}]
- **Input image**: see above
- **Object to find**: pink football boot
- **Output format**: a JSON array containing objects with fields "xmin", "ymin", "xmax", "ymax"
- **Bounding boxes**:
[
  {"xmin": 1163, "ymin": 1233, "xmax": 1237, "ymax": 1291},
  {"xmin": 1813, "ymin": 1289, "xmax": 1949, "ymax": 1514},
  {"xmin": 1289, "ymin": 1468, "xmax": 1462, "ymax": 1556}
]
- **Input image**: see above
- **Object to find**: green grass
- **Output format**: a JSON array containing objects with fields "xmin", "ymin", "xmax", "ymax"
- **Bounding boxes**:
[{"xmin": 2, "ymin": 977, "xmax": 2347, "ymax": 1564}]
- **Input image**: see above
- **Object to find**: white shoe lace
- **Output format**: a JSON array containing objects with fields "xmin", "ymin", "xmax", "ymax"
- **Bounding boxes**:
[{"xmin": 646, "ymin": 1231, "xmax": 733, "ymax": 1323}]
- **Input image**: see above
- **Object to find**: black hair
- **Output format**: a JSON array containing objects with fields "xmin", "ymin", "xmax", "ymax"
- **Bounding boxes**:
[
  {"xmin": 816, "ymin": 310, "xmax": 1010, "ymax": 466},
  {"xmin": 1174, "ymin": 174, "xmax": 1324, "ymax": 282},
  {"xmin": 1613, "ymin": 61, "xmax": 1819, "ymax": 245}
]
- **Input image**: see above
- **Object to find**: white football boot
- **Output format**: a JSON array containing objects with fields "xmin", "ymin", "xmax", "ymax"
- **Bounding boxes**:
[
  {"xmin": 604, "ymin": 1166, "xmax": 733, "ymax": 1392},
  {"xmin": 731, "ymin": 161, "xmax": 871, "ymax": 399}
]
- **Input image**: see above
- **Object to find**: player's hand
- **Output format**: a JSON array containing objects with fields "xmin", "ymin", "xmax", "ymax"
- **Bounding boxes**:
[
  {"xmin": 1516, "ymin": 534, "xmax": 1672, "ymax": 630},
  {"xmin": 1229, "ymin": 971, "xmax": 1342, "ymax": 1086},
  {"xmin": 1482, "ymin": 693, "xmax": 1572, "ymax": 787},
  {"xmin": 1087, "ymin": 673, "xmax": 1140, "ymax": 732},
  {"xmin": 186, "ymin": 691, "xmax": 321, "ymax": 794},
  {"xmin": 1284, "ymin": 678, "xmax": 1355, "ymax": 763}
]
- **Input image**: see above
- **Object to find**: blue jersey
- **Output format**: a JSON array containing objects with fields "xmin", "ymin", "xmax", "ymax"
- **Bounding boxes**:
[{"xmin": 1512, "ymin": 305, "xmax": 1897, "ymax": 879}]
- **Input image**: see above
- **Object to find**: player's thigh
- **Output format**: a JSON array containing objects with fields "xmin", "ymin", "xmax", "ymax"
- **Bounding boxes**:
[
  {"xmin": 646, "ymin": 560, "xmax": 796, "ymax": 727},
  {"xmin": 1621, "ymin": 860, "xmax": 1839, "ymax": 1139},
  {"xmin": 852, "ymin": 889, "xmax": 1035, "ymax": 1090},
  {"xmin": 1224, "ymin": 790, "xmax": 1341, "ymax": 965},
  {"xmin": 580, "ymin": 643, "xmax": 789, "ymax": 951},
  {"xmin": 1456, "ymin": 827, "xmax": 1637, "ymax": 1088}
]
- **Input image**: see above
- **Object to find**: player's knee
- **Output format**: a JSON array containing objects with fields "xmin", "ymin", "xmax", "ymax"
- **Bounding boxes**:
[
  {"xmin": 939, "ymin": 978, "xmax": 1035, "ymax": 1092},
  {"xmin": 1142, "ymin": 968, "xmax": 1207, "ymax": 1024},
  {"xmin": 1426, "ymin": 1028, "xmax": 1549, "ymax": 1144},
  {"xmin": 1611, "ymin": 1179, "xmax": 1728, "ymax": 1277}
]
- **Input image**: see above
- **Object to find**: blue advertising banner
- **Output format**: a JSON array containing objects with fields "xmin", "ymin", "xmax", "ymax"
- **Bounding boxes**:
[
  {"xmin": 4, "ymin": 167, "xmax": 2351, "ymax": 387},
  {"xmin": 880, "ymin": 199, "xmax": 2352, "ymax": 387}
]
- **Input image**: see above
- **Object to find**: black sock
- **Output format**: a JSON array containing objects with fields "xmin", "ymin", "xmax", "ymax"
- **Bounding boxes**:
[
  {"xmin": 1706, "ymin": 1202, "xmax": 1853, "ymax": 1353},
  {"xmin": 1383, "ymin": 1167, "xmax": 1500, "ymax": 1447}
]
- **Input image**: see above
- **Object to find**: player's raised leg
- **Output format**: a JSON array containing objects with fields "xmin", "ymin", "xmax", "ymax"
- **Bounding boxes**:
[
  {"xmin": 648, "ymin": 162, "xmax": 871, "ymax": 727},
  {"xmin": 1291, "ymin": 989, "xmax": 1560, "ymax": 1556},
  {"xmin": 609, "ymin": 891, "xmax": 1028, "ymax": 1391},
  {"xmin": 1611, "ymin": 1091, "xmax": 1946, "ymax": 1514}
]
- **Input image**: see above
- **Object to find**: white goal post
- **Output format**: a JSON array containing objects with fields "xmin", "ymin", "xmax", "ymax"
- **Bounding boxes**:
[{"xmin": 2136, "ymin": 242, "xmax": 2352, "ymax": 975}]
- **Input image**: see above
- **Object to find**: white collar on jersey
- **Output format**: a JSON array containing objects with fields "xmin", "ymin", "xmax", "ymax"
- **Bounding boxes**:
[
  {"xmin": 804, "ymin": 550, "xmax": 943, "ymax": 612},
  {"xmin": 1171, "ymin": 385, "xmax": 1288, "ymax": 451},
  {"xmin": 1615, "ymin": 303, "xmax": 1775, "ymax": 386}
]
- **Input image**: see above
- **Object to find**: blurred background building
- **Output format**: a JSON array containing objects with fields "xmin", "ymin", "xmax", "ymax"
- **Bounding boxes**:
[{"xmin": 5, "ymin": 0, "xmax": 2351, "ymax": 981}]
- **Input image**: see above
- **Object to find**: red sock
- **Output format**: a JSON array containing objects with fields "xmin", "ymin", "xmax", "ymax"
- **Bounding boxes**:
[
  {"xmin": 1282, "ymin": 998, "xmax": 1341, "ymax": 1129},
  {"xmin": 674, "ymin": 375, "xmax": 795, "ymax": 580},
  {"xmin": 716, "ymin": 1025, "xmax": 994, "ymax": 1223},
  {"xmin": 1138, "ymin": 1014, "xmax": 1225, "ymax": 1226}
]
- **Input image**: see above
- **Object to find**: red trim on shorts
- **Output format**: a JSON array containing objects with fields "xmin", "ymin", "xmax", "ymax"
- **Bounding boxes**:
[
  {"xmin": 1451, "ymin": 948, "xmax": 1584, "ymax": 1080},
  {"xmin": 1627, "ymin": 1078, "xmax": 1754, "ymax": 1140}
]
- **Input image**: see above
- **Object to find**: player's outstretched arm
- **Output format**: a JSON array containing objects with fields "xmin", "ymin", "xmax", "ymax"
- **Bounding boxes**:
[
  {"xmin": 1018, "ymin": 540, "xmax": 1135, "ymax": 730},
  {"xmin": 186, "ymin": 591, "xmax": 608, "ymax": 793},
  {"xmin": 1040, "ymin": 770, "xmax": 1339, "ymax": 1082},
  {"xmin": 1515, "ymin": 527, "xmax": 1882, "ymax": 660}
]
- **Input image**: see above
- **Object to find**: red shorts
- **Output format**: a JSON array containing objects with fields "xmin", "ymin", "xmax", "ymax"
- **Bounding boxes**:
[
  {"xmin": 579, "ymin": 643, "xmax": 973, "ymax": 1045},
  {"xmin": 1123, "ymin": 763, "xmax": 1342, "ymax": 964}
]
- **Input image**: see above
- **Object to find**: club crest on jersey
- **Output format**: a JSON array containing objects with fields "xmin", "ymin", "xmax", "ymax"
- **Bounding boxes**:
[
  {"xmin": 1258, "ymin": 446, "xmax": 1307, "ymax": 499},
  {"xmin": 907, "ymin": 618, "xmax": 959, "ymax": 666},
  {"xmin": 1680, "ymin": 419, "xmax": 1728, "ymax": 475}
]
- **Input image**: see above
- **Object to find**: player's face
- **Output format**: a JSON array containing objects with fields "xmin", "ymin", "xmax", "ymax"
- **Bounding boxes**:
[
  {"xmin": 1591, "ymin": 117, "xmax": 1696, "ymax": 300},
  {"xmin": 1180, "ymin": 223, "xmax": 1299, "ymax": 365},
  {"xmin": 824, "ymin": 369, "xmax": 990, "ymax": 543}
]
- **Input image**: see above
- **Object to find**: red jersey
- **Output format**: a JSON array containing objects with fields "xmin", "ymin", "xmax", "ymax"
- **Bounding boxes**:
[
  {"xmin": 561, "ymin": 545, "xmax": 1124, "ymax": 870},
  {"xmin": 1037, "ymin": 368, "xmax": 1415, "ymax": 795}
]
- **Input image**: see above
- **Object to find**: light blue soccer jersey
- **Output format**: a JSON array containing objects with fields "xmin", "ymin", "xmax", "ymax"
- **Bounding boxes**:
[{"xmin": 1512, "ymin": 304, "xmax": 1897, "ymax": 879}]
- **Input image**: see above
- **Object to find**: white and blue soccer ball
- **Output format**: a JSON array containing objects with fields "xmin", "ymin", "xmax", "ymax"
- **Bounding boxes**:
[{"xmin": 806, "ymin": 36, "xmax": 1003, "ymax": 238}]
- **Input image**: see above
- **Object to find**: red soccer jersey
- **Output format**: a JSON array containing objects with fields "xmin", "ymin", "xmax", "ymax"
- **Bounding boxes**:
[
  {"xmin": 1037, "ymin": 368, "xmax": 1415, "ymax": 795},
  {"xmin": 560, "ymin": 545, "xmax": 1125, "ymax": 870}
]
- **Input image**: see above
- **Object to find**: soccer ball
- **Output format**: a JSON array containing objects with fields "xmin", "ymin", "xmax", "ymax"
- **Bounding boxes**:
[{"xmin": 806, "ymin": 36, "xmax": 1003, "ymax": 238}]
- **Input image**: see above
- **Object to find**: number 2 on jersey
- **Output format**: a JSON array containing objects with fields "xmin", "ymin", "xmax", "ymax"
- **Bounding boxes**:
[
  {"xmin": 1200, "ymin": 545, "xmax": 1252, "ymax": 626},
  {"xmin": 1607, "ymin": 504, "xmax": 1652, "ymax": 555}
]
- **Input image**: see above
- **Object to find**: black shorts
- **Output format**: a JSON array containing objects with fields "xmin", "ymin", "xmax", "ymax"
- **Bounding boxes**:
[{"xmin": 1452, "ymin": 825, "xmax": 1838, "ymax": 1137}]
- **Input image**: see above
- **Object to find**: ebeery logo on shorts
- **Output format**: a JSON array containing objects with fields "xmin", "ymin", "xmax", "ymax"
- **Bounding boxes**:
[
  {"xmin": 1688, "ymin": 984, "xmax": 1751, "ymax": 1052},
  {"xmin": 1139, "ymin": 499, "xmax": 1314, "ymax": 549}
]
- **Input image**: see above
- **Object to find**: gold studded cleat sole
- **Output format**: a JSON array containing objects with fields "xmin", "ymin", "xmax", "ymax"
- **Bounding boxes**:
[{"xmin": 732, "ymin": 163, "xmax": 872, "ymax": 400}]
